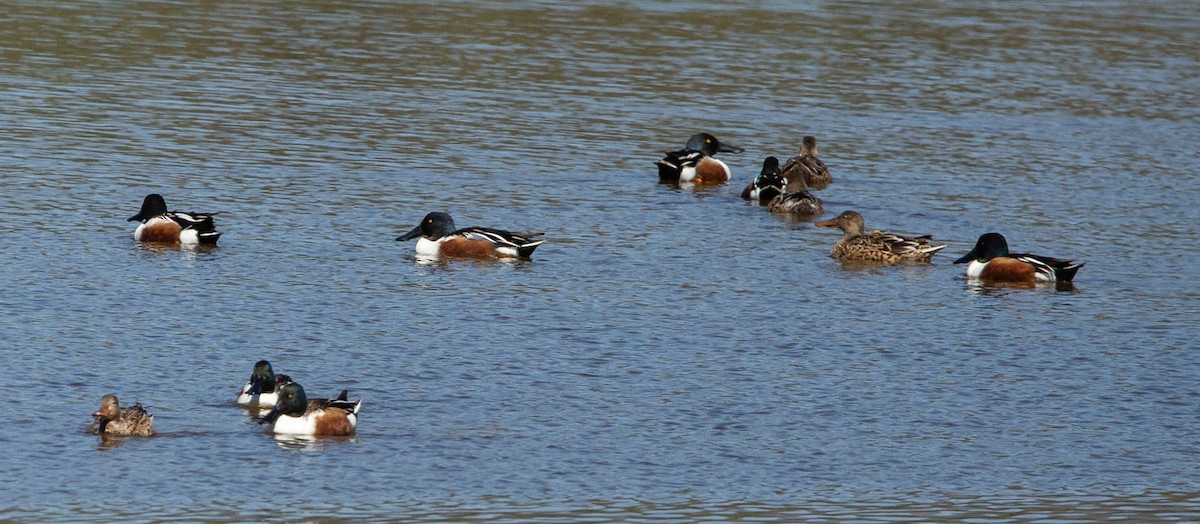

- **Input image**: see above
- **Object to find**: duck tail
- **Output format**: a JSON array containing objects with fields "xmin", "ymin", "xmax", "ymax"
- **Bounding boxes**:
[
  {"xmin": 1055, "ymin": 261, "xmax": 1086, "ymax": 282},
  {"xmin": 517, "ymin": 239, "xmax": 547, "ymax": 258}
]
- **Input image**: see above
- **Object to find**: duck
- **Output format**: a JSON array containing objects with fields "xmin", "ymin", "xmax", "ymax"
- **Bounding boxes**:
[
  {"xmin": 89, "ymin": 394, "xmax": 156, "ymax": 437},
  {"xmin": 766, "ymin": 171, "xmax": 823, "ymax": 217},
  {"xmin": 741, "ymin": 156, "xmax": 786, "ymax": 202},
  {"xmin": 127, "ymin": 193, "xmax": 221, "ymax": 245},
  {"xmin": 259, "ymin": 382, "xmax": 361, "ymax": 437},
  {"xmin": 655, "ymin": 132, "xmax": 745, "ymax": 185},
  {"xmin": 237, "ymin": 360, "xmax": 292, "ymax": 407},
  {"xmin": 954, "ymin": 232, "xmax": 1084, "ymax": 283},
  {"xmin": 815, "ymin": 210, "xmax": 946, "ymax": 263},
  {"xmin": 396, "ymin": 212, "xmax": 545, "ymax": 259},
  {"xmin": 780, "ymin": 135, "xmax": 832, "ymax": 190}
]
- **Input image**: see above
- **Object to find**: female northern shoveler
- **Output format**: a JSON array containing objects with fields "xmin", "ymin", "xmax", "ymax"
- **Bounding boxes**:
[
  {"xmin": 259, "ymin": 382, "xmax": 361, "ymax": 437},
  {"xmin": 127, "ymin": 193, "xmax": 221, "ymax": 245},
  {"xmin": 954, "ymin": 232, "xmax": 1085, "ymax": 283},
  {"xmin": 89, "ymin": 394, "xmax": 156, "ymax": 437},
  {"xmin": 766, "ymin": 170, "xmax": 823, "ymax": 216},
  {"xmin": 655, "ymin": 132, "xmax": 745, "ymax": 185},
  {"xmin": 396, "ymin": 212, "xmax": 545, "ymax": 259},
  {"xmin": 815, "ymin": 210, "xmax": 946, "ymax": 263},
  {"xmin": 781, "ymin": 135, "xmax": 832, "ymax": 190},
  {"xmin": 237, "ymin": 360, "xmax": 292, "ymax": 407},
  {"xmin": 741, "ymin": 156, "xmax": 786, "ymax": 202}
]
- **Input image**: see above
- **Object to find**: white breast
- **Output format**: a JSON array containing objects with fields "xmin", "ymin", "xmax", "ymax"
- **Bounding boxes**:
[
  {"xmin": 271, "ymin": 413, "xmax": 319, "ymax": 435},
  {"xmin": 414, "ymin": 237, "xmax": 445, "ymax": 257},
  {"xmin": 965, "ymin": 260, "xmax": 986, "ymax": 278},
  {"xmin": 237, "ymin": 391, "xmax": 278, "ymax": 406}
]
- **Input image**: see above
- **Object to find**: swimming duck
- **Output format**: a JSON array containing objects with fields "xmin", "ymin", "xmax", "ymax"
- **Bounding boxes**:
[
  {"xmin": 741, "ymin": 156, "xmax": 786, "ymax": 202},
  {"xmin": 127, "ymin": 193, "xmax": 221, "ymax": 245},
  {"xmin": 237, "ymin": 360, "xmax": 292, "ymax": 407},
  {"xmin": 766, "ymin": 171, "xmax": 823, "ymax": 217},
  {"xmin": 396, "ymin": 212, "xmax": 545, "ymax": 259},
  {"xmin": 954, "ymin": 232, "xmax": 1084, "ymax": 283},
  {"xmin": 815, "ymin": 210, "xmax": 946, "ymax": 263},
  {"xmin": 259, "ymin": 382, "xmax": 361, "ymax": 437},
  {"xmin": 89, "ymin": 394, "xmax": 156, "ymax": 437},
  {"xmin": 780, "ymin": 135, "xmax": 832, "ymax": 190},
  {"xmin": 655, "ymin": 132, "xmax": 745, "ymax": 185}
]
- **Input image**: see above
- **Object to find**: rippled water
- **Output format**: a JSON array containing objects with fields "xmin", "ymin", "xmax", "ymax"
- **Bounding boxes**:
[{"xmin": 2, "ymin": 0, "xmax": 1198, "ymax": 521}]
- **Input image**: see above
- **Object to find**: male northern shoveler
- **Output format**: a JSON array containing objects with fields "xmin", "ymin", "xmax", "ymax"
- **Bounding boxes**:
[
  {"xmin": 766, "ymin": 170, "xmax": 823, "ymax": 216},
  {"xmin": 656, "ymin": 132, "xmax": 745, "ymax": 185},
  {"xmin": 127, "ymin": 193, "xmax": 221, "ymax": 245},
  {"xmin": 259, "ymin": 382, "xmax": 361, "ymax": 437},
  {"xmin": 89, "ymin": 394, "xmax": 156, "ymax": 437},
  {"xmin": 741, "ymin": 156, "xmax": 786, "ymax": 202},
  {"xmin": 954, "ymin": 232, "xmax": 1084, "ymax": 283},
  {"xmin": 815, "ymin": 210, "xmax": 946, "ymax": 263},
  {"xmin": 237, "ymin": 360, "xmax": 292, "ymax": 407},
  {"xmin": 396, "ymin": 212, "xmax": 545, "ymax": 259},
  {"xmin": 781, "ymin": 135, "xmax": 832, "ymax": 190}
]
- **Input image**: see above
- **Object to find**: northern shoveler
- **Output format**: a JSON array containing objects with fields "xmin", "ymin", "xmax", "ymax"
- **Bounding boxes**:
[
  {"xmin": 781, "ymin": 135, "xmax": 832, "ymax": 190},
  {"xmin": 127, "ymin": 193, "xmax": 221, "ymax": 245},
  {"xmin": 396, "ymin": 212, "xmax": 545, "ymax": 259},
  {"xmin": 815, "ymin": 210, "xmax": 946, "ymax": 263},
  {"xmin": 89, "ymin": 394, "xmax": 156, "ymax": 437},
  {"xmin": 259, "ymin": 382, "xmax": 361, "ymax": 437},
  {"xmin": 741, "ymin": 156, "xmax": 786, "ymax": 202},
  {"xmin": 655, "ymin": 132, "xmax": 745, "ymax": 185},
  {"xmin": 766, "ymin": 171, "xmax": 823, "ymax": 216},
  {"xmin": 237, "ymin": 360, "xmax": 292, "ymax": 407},
  {"xmin": 954, "ymin": 232, "xmax": 1085, "ymax": 283}
]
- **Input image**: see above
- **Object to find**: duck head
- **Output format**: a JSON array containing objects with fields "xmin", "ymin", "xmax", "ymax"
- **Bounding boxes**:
[
  {"xmin": 128, "ymin": 194, "xmax": 168, "ymax": 222},
  {"xmin": 396, "ymin": 212, "xmax": 457, "ymax": 242},
  {"xmin": 954, "ymin": 232, "xmax": 1010, "ymax": 264},
  {"xmin": 685, "ymin": 132, "xmax": 744, "ymax": 156}
]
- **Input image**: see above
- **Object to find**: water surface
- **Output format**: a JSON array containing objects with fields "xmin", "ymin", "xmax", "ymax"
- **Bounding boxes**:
[{"xmin": 1, "ymin": 0, "xmax": 1198, "ymax": 521}]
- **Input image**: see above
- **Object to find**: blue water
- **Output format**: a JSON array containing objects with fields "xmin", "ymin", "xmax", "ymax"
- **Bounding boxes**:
[{"xmin": 1, "ymin": 0, "xmax": 1198, "ymax": 521}]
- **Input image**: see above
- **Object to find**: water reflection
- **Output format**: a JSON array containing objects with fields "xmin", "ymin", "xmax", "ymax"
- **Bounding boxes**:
[
  {"xmin": 93, "ymin": 433, "xmax": 154, "ymax": 451},
  {"xmin": 272, "ymin": 434, "xmax": 357, "ymax": 451},
  {"xmin": 964, "ymin": 279, "xmax": 1079, "ymax": 294},
  {"xmin": 411, "ymin": 254, "xmax": 534, "ymax": 268},
  {"xmin": 831, "ymin": 259, "xmax": 936, "ymax": 273},
  {"xmin": 240, "ymin": 406, "xmax": 271, "ymax": 423},
  {"xmin": 93, "ymin": 434, "xmax": 128, "ymax": 451}
]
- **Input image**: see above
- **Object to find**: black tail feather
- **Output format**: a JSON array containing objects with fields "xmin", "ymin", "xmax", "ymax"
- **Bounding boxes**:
[{"xmin": 1056, "ymin": 261, "xmax": 1085, "ymax": 282}]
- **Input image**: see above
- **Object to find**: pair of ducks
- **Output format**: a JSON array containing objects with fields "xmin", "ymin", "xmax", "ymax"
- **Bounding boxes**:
[
  {"xmin": 818, "ymin": 211, "xmax": 1085, "ymax": 282},
  {"xmin": 129, "ymin": 194, "xmax": 546, "ymax": 260},
  {"xmin": 88, "ymin": 361, "xmax": 362, "ymax": 438},
  {"xmin": 657, "ymin": 133, "xmax": 1084, "ymax": 283}
]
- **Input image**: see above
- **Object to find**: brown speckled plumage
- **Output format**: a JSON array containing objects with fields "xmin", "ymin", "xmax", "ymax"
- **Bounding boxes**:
[
  {"xmin": 767, "ymin": 167, "xmax": 823, "ymax": 216},
  {"xmin": 815, "ymin": 210, "xmax": 945, "ymax": 263},
  {"xmin": 89, "ymin": 394, "xmax": 156, "ymax": 437},
  {"xmin": 781, "ymin": 136, "xmax": 832, "ymax": 190}
]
